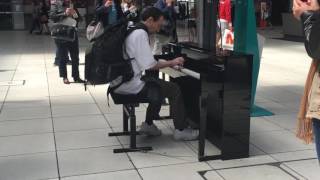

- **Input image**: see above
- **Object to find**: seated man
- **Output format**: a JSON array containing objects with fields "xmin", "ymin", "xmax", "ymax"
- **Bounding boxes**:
[{"xmin": 110, "ymin": 7, "xmax": 198, "ymax": 141}]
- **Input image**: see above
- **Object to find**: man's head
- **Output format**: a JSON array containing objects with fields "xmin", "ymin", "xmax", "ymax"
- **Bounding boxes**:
[{"xmin": 141, "ymin": 7, "xmax": 164, "ymax": 34}]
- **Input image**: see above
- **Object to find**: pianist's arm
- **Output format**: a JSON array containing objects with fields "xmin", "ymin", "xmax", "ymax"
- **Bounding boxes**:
[{"xmin": 149, "ymin": 58, "xmax": 184, "ymax": 70}]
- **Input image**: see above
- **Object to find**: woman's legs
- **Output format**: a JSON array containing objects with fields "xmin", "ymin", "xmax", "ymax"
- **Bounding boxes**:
[
  {"xmin": 55, "ymin": 40, "xmax": 69, "ymax": 82},
  {"xmin": 313, "ymin": 119, "xmax": 320, "ymax": 161}
]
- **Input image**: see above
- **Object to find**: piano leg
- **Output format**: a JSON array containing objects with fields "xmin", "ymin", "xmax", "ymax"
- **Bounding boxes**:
[{"xmin": 198, "ymin": 93, "xmax": 207, "ymax": 160}]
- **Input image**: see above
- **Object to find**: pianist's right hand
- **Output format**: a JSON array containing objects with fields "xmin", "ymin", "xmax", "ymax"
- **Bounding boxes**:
[{"xmin": 170, "ymin": 57, "xmax": 185, "ymax": 68}]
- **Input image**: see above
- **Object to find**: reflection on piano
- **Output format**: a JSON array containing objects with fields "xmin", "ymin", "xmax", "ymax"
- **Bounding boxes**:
[{"xmin": 155, "ymin": 43, "xmax": 253, "ymax": 161}]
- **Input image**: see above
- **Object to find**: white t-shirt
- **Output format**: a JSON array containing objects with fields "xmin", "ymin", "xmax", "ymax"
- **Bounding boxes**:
[{"xmin": 112, "ymin": 29, "xmax": 157, "ymax": 95}]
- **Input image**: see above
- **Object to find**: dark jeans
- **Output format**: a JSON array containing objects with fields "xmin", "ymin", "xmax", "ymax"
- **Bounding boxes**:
[
  {"xmin": 54, "ymin": 49, "xmax": 59, "ymax": 65},
  {"xmin": 54, "ymin": 35, "xmax": 80, "ymax": 79},
  {"xmin": 313, "ymin": 119, "xmax": 320, "ymax": 161},
  {"xmin": 137, "ymin": 79, "xmax": 187, "ymax": 130},
  {"xmin": 29, "ymin": 18, "xmax": 40, "ymax": 33}
]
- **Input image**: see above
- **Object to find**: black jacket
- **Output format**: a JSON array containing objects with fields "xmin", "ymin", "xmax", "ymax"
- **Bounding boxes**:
[
  {"xmin": 95, "ymin": 0, "xmax": 124, "ymax": 27},
  {"xmin": 301, "ymin": 10, "xmax": 320, "ymax": 60}
]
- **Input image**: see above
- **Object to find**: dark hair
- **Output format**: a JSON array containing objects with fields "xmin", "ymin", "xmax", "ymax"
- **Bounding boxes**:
[{"xmin": 140, "ymin": 6, "xmax": 164, "ymax": 21}]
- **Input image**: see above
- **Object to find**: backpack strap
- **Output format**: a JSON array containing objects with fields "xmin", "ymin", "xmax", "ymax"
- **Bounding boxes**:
[{"xmin": 126, "ymin": 22, "xmax": 149, "ymax": 37}]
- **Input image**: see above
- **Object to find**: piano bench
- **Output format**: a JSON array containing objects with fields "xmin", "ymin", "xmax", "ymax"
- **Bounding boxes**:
[{"xmin": 108, "ymin": 93, "xmax": 153, "ymax": 153}]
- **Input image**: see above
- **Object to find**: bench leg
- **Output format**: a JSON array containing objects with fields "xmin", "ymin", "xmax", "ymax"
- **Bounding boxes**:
[
  {"xmin": 111, "ymin": 105, "xmax": 152, "ymax": 153},
  {"xmin": 113, "ymin": 146, "xmax": 152, "ymax": 153},
  {"xmin": 109, "ymin": 105, "xmax": 133, "ymax": 137},
  {"xmin": 130, "ymin": 105, "xmax": 137, "ymax": 149},
  {"xmin": 123, "ymin": 105, "xmax": 128, "ymax": 132}
]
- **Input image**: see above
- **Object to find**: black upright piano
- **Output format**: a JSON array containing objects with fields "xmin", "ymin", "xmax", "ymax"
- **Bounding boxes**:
[{"xmin": 157, "ymin": 43, "xmax": 253, "ymax": 161}]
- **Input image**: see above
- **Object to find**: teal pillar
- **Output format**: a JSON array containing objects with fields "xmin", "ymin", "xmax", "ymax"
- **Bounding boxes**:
[{"xmin": 234, "ymin": 0, "xmax": 273, "ymax": 116}]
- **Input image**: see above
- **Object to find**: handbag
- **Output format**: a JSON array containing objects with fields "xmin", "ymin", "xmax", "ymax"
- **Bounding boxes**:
[
  {"xmin": 51, "ymin": 24, "xmax": 76, "ymax": 42},
  {"xmin": 51, "ymin": 17, "xmax": 77, "ymax": 42},
  {"xmin": 86, "ymin": 20, "xmax": 104, "ymax": 42}
]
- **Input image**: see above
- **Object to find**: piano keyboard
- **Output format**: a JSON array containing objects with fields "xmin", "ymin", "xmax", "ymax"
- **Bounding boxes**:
[{"xmin": 160, "ymin": 67, "xmax": 200, "ymax": 80}]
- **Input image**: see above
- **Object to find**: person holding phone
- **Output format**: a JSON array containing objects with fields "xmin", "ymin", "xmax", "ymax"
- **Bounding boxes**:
[
  {"xmin": 50, "ymin": 0, "xmax": 84, "ymax": 84},
  {"xmin": 153, "ymin": 0, "xmax": 177, "ymax": 55},
  {"xmin": 95, "ymin": 0, "xmax": 124, "ymax": 27},
  {"xmin": 293, "ymin": 0, "xmax": 320, "ymax": 163}
]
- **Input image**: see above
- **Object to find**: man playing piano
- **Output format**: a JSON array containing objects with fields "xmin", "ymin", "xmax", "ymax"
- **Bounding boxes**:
[{"xmin": 109, "ymin": 7, "xmax": 199, "ymax": 141}]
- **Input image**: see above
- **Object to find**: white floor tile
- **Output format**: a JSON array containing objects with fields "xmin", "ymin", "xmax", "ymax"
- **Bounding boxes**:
[
  {"xmin": 0, "ymin": 152, "xmax": 58, "ymax": 180},
  {"xmin": 0, "ymin": 106, "xmax": 51, "ymax": 121},
  {"xmin": 270, "ymin": 149, "xmax": 317, "ymax": 162},
  {"xmin": 51, "ymin": 94, "xmax": 95, "ymax": 106},
  {"xmin": 264, "ymin": 114, "xmax": 298, "ymax": 130},
  {"xmin": 203, "ymin": 171, "xmax": 224, "ymax": 180},
  {"xmin": 249, "ymin": 145, "xmax": 267, "ymax": 156},
  {"xmin": 53, "ymin": 115, "xmax": 108, "ymax": 132},
  {"xmin": 58, "ymin": 147, "xmax": 134, "ymax": 177},
  {"xmin": 55, "ymin": 129, "xmax": 120, "ymax": 150},
  {"xmin": 61, "ymin": 170, "xmax": 141, "ymax": 180},
  {"xmin": 128, "ymin": 140, "xmax": 198, "ymax": 168},
  {"xmin": 208, "ymin": 155, "xmax": 276, "ymax": 169},
  {"xmin": 250, "ymin": 130, "xmax": 314, "ymax": 154},
  {"xmin": 250, "ymin": 117, "xmax": 284, "ymax": 133},
  {"xmin": 0, "ymin": 133, "xmax": 55, "ymax": 156},
  {"xmin": 52, "ymin": 104, "xmax": 101, "ymax": 117},
  {"xmin": 139, "ymin": 162, "xmax": 211, "ymax": 180},
  {"xmin": 0, "ymin": 118, "xmax": 52, "ymax": 136},
  {"xmin": 3, "ymin": 99, "xmax": 50, "ymax": 109},
  {"xmin": 283, "ymin": 159, "xmax": 320, "ymax": 180},
  {"xmin": 217, "ymin": 165, "xmax": 295, "ymax": 180}
]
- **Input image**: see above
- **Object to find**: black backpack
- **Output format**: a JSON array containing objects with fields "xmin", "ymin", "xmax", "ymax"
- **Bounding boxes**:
[{"xmin": 84, "ymin": 20, "xmax": 148, "ymax": 89}]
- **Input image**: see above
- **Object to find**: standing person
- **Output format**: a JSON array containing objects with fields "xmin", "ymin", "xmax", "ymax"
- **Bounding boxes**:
[
  {"xmin": 50, "ymin": 0, "xmax": 84, "ymax": 84},
  {"xmin": 110, "ymin": 7, "xmax": 198, "ymax": 140},
  {"xmin": 294, "ymin": 0, "xmax": 320, "ymax": 163},
  {"xmin": 29, "ymin": 1, "xmax": 41, "ymax": 34},
  {"xmin": 218, "ymin": 0, "xmax": 232, "ymax": 32},
  {"xmin": 216, "ymin": 0, "xmax": 232, "ymax": 48},
  {"xmin": 153, "ymin": 0, "xmax": 177, "ymax": 55},
  {"xmin": 39, "ymin": 1, "xmax": 50, "ymax": 35},
  {"xmin": 95, "ymin": 0, "xmax": 124, "ymax": 27}
]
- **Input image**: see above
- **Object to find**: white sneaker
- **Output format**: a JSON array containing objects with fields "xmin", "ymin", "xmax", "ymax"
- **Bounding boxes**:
[
  {"xmin": 140, "ymin": 122, "xmax": 162, "ymax": 136},
  {"xmin": 173, "ymin": 128, "xmax": 199, "ymax": 141}
]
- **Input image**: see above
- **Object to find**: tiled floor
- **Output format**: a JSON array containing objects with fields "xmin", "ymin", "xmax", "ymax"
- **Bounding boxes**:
[{"xmin": 0, "ymin": 29, "xmax": 319, "ymax": 180}]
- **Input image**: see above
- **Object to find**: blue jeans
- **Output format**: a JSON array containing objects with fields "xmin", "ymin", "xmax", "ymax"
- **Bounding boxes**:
[
  {"xmin": 54, "ymin": 35, "xmax": 80, "ymax": 78},
  {"xmin": 313, "ymin": 119, "xmax": 320, "ymax": 161}
]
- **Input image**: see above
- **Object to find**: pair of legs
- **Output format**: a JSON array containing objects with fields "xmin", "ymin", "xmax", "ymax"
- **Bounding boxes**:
[
  {"xmin": 39, "ymin": 22, "xmax": 50, "ymax": 34},
  {"xmin": 136, "ymin": 79, "xmax": 198, "ymax": 140},
  {"xmin": 54, "ymin": 49, "xmax": 71, "ymax": 66},
  {"xmin": 313, "ymin": 118, "xmax": 320, "ymax": 162},
  {"xmin": 29, "ymin": 18, "xmax": 40, "ymax": 34},
  {"xmin": 54, "ymin": 34, "xmax": 83, "ymax": 84}
]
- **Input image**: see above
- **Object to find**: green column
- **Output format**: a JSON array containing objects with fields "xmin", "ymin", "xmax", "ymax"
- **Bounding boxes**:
[{"xmin": 234, "ymin": 0, "xmax": 273, "ymax": 116}]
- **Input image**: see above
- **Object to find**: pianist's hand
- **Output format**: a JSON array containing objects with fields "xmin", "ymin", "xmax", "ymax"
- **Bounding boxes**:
[{"xmin": 170, "ymin": 57, "xmax": 185, "ymax": 68}]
